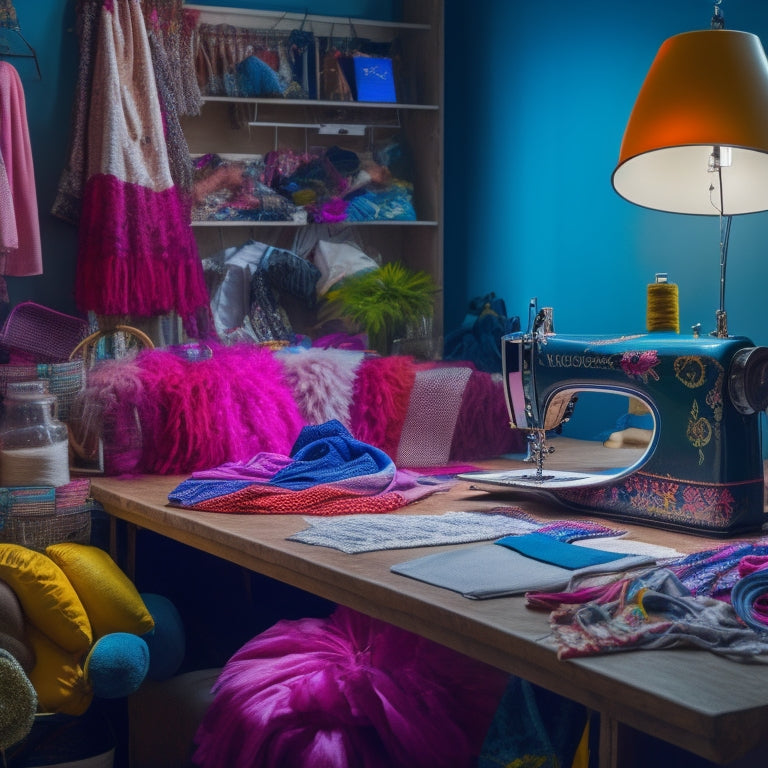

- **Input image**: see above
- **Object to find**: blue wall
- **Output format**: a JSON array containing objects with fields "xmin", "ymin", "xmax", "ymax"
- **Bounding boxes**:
[
  {"xmin": 445, "ymin": 0, "xmax": 768, "ymax": 346},
  {"xmin": 11, "ymin": 0, "xmax": 768, "ymax": 349}
]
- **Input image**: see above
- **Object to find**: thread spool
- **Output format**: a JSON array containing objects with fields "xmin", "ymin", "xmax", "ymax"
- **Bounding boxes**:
[{"xmin": 646, "ymin": 273, "xmax": 680, "ymax": 333}]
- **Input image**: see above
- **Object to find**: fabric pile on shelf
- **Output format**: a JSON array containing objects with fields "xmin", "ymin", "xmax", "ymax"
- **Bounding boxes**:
[{"xmin": 191, "ymin": 142, "xmax": 416, "ymax": 224}]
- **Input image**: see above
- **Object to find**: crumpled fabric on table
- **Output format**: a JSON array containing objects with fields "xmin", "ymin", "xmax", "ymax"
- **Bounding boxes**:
[
  {"xmin": 169, "ymin": 419, "xmax": 450, "ymax": 516},
  {"xmin": 528, "ymin": 567, "xmax": 768, "ymax": 661}
]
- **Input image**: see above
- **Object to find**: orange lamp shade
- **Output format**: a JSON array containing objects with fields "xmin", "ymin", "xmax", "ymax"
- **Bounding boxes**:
[{"xmin": 612, "ymin": 30, "xmax": 768, "ymax": 215}]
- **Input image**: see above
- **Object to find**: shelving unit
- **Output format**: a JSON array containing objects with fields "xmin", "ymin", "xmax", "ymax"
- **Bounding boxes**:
[{"xmin": 182, "ymin": 2, "xmax": 444, "ymax": 339}]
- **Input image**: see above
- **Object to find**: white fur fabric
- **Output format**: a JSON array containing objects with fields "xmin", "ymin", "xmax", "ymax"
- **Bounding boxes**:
[{"xmin": 278, "ymin": 348, "xmax": 364, "ymax": 429}]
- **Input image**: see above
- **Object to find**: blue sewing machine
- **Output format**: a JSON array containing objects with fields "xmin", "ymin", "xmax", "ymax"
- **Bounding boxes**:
[{"xmin": 459, "ymin": 300, "xmax": 768, "ymax": 536}]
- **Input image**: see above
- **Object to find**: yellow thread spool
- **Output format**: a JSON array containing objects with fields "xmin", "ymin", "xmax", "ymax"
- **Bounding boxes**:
[{"xmin": 646, "ymin": 273, "xmax": 680, "ymax": 333}]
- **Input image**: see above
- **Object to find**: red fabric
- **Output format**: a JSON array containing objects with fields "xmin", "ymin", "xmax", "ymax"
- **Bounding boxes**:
[
  {"xmin": 349, "ymin": 355, "xmax": 415, "ymax": 457},
  {"xmin": 186, "ymin": 482, "xmax": 409, "ymax": 516},
  {"xmin": 193, "ymin": 606, "xmax": 508, "ymax": 768}
]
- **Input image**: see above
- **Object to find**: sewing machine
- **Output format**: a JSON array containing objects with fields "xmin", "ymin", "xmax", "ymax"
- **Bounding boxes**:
[{"xmin": 459, "ymin": 300, "xmax": 768, "ymax": 535}]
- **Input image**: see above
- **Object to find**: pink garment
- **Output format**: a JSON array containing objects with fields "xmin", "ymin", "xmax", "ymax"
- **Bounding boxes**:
[
  {"xmin": 193, "ymin": 606, "xmax": 508, "ymax": 768},
  {"xmin": 0, "ymin": 61, "xmax": 41, "ymax": 276},
  {"xmin": 75, "ymin": 0, "xmax": 209, "ymax": 335}
]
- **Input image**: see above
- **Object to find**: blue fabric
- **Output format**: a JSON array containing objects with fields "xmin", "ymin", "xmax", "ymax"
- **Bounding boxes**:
[
  {"xmin": 168, "ymin": 478, "xmax": 253, "ymax": 506},
  {"xmin": 237, "ymin": 56, "xmax": 283, "ymax": 97},
  {"xmin": 495, "ymin": 532, "xmax": 628, "ymax": 570},
  {"xmin": 271, "ymin": 420, "xmax": 394, "ymax": 490},
  {"xmin": 730, "ymin": 570, "xmax": 768, "ymax": 633}
]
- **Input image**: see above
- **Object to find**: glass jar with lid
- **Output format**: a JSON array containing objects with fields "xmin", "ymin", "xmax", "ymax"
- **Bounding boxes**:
[{"xmin": 0, "ymin": 380, "xmax": 70, "ymax": 487}]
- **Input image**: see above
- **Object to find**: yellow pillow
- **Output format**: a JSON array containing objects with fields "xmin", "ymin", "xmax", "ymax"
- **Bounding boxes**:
[
  {"xmin": 26, "ymin": 623, "xmax": 93, "ymax": 716},
  {"xmin": 0, "ymin": 544, "xmax": 92, "ymax": 654},
  {"xmin": 45, "ymin": 543, "xmax": 155, "ymax": 639}
]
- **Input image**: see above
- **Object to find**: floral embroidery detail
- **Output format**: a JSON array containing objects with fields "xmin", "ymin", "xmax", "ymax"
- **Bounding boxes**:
[{"xmin": 620, "ymin": 350, "xmax": 660, "ymax": 382}]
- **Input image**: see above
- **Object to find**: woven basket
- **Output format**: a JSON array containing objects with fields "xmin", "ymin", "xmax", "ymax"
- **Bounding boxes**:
[
  {"xmin": 0, "ymin": 359, "xmax": 86, "ymax": 422},
  {"xmin": 0, "ymin": 483, "xmax": 93, "ymax": 551},
  {"xmin": 0, "ymin": 302, "xmax": 89, "ymax": 363}
]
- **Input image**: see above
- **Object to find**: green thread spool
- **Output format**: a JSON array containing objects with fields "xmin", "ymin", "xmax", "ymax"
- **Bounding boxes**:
[{"xmin": 646, "ymin": 273, "xmax": 680, "ymax": 333}]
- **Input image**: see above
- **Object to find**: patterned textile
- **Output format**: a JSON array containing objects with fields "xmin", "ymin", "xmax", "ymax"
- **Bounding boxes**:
[
  {"xmin": 168, "ymin": 420, "xmax": 448, "ymax": 516},
  {"xmin": 535, "ymin": 567, "xmax": 768, "ymax": 661},
  {"xmin": 0, "ymin": 61, "xmax": 41, "ymax": 277}
]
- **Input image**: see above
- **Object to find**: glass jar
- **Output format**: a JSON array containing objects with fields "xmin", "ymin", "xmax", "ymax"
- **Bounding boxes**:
[{"xmin": 0, "ymin": 381, "xmax": 70, "ymax": 487}]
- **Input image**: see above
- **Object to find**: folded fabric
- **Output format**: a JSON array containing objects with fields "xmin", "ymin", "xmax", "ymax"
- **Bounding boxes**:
[
  {"xmin": 391, "ymin": 544, "xmax": 654, "ymax": 600},
  {"xmin": 169, "ymin": 420, "xmax": 450, "ymax": 516},
  {"xmin": 495, "ymin": 533, "xmax": 629, "ymax": 570},
  {"xmin": 288, "ymin": 507, "xmax": 542, "ymax": 553}
]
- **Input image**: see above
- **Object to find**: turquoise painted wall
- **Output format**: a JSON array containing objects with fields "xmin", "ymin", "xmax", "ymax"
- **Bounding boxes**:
[{"xmin": 445, "ymin": 0, "xmax": 768, "ymax": 347}]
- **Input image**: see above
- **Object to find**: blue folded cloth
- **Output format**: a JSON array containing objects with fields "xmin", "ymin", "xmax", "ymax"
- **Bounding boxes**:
[
  {"xmin": 270, "ymin": 420, "xmax": 395, "ymax": 490},
  {"xmin": 495, "ymin": 533, "xmax": 628, "ymax": 570}
]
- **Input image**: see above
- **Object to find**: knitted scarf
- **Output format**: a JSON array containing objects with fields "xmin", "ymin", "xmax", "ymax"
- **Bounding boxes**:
[{"xmin": 62, "ymin": 0, "xmax": 210, "ymax": 335}]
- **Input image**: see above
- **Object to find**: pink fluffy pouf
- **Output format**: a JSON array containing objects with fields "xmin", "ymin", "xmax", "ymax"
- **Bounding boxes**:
[
  {"xmin": 135, "ymin": 344, "xmax": 305, "ymax": 474},
  {"xmin": 193, "ymin": 606, "xmax": 508, "ymax": 768}
]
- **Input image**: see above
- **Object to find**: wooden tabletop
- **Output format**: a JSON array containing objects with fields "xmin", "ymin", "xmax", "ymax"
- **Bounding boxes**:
[{"xmin": 90, "ymin": 470, "xmax": 768, "ymax": 767}]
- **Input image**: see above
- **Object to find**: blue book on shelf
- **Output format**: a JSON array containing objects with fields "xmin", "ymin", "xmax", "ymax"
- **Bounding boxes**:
[{"xmin": 353, "ymin": 56, "xmax": 396, "ymax": 103}]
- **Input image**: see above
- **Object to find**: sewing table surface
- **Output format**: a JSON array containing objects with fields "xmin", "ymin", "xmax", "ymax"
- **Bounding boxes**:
[{"xmin": 90, "ymin": 462, "xmax": 768, "ymax": 768}]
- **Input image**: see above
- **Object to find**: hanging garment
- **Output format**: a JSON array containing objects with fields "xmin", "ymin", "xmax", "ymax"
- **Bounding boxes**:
[
  {"xmin": 0, "ymin": 61, "xmax": 41, "ymax": 277},
  {"xmin": 61, "ymin": 0, "xmax": 210, "ymax": 336}
]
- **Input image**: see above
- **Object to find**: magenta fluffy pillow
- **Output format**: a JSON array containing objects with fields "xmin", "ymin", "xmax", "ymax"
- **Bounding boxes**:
[
  {"xmin": 193, "ymin": 606, "xmax": 507, "ymax": 768},
  {"xmin": 135, "ymin": 344, "xmax": 304, "ymax": 474}
]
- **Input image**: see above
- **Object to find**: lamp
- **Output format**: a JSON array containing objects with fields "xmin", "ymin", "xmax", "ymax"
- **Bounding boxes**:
[{"xmin": 611, "ymin": 2, "xmax": 768, "ymax": 337}]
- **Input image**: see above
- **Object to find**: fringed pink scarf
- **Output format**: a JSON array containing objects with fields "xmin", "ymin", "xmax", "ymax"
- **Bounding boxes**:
[
  {"xmin": 193, "ymin": 605, "xmax": 508, "ymax": 768},
  {"xmin": 75, "ymin": 0, "xmax": 210, "ymax": 336}
]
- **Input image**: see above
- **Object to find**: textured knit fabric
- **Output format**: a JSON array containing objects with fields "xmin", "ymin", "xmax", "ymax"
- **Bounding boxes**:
[
  {"xmin": 395, "ymin": 364, "xmax": 472, "ymax": 467},
  {"xmin": 0, "ymin": 61, "xmax": 41, "ymax": 276},
  {"xmin": 71, "ymin": 0, "xmax": 211, "ymax": 335},
  {"xmin": 288, "ymin": 507, "xmax": 541, "ymax": 554},
  {"xmin": 192, "ymin": 605, "xmax": 508, "ymax": 768}
]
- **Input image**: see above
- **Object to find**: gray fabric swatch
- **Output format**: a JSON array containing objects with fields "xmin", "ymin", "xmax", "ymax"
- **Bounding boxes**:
[{"xmin": 390, "ymin": 544, "xmax": 655, "ymax": 599}]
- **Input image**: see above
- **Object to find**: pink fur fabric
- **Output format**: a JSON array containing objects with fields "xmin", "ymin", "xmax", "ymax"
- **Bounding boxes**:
[
  {"xmin": 193, "ymin": 605, "xmax": 508, "ymax": 768},
  {"xmin": 135, "ymin": 344, "xmax": 304, "ymax": 474},
  {"xmin": 450, "ymin": 370, "xmax": 525, "ymax": 460},
  {"xmin": 349, "ymin": 355, "xmax": 416, "ymax": 458},
  {"xmin": 277, "ymin": 347, "xmax": 364, "ymax": 429}
]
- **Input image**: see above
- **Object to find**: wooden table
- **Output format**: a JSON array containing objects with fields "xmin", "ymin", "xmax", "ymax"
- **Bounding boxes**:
[{"xmin": 90, "ymin": 471, "xmax": 768, "ymax": 768}]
